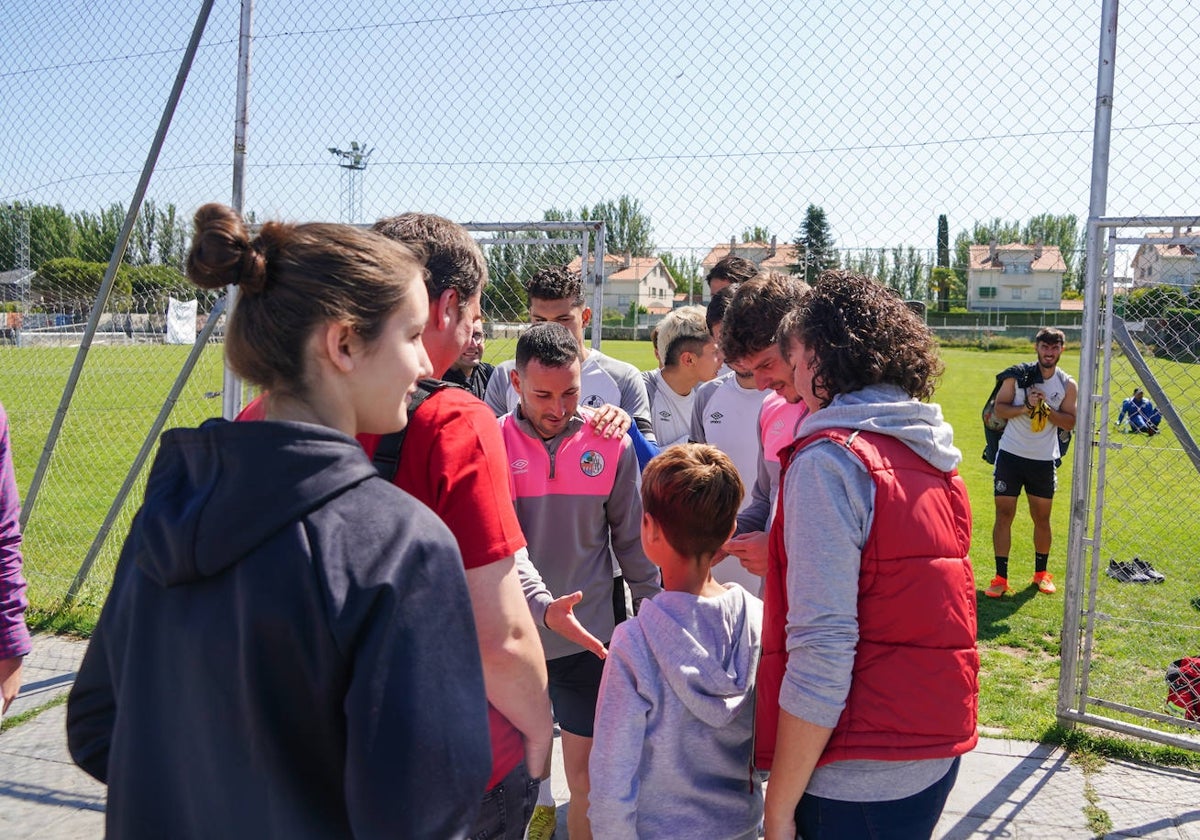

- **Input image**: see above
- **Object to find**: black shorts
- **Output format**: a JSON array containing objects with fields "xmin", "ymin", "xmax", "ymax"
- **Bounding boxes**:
[
  {"xmin": 546, "ymin": 650, "xmax": 607, "ymax": 737},
  {"xmin": 993, "ymin": 449, "xmax": 1057, "ymax": 499}
]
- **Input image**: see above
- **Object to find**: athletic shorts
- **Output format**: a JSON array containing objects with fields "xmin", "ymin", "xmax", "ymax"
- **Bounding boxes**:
[
  {"xmin": 546, "ymin": 650, "xmax": 607, "ymax": 737},
  {"xmin": 993, "ymin": 449, "xmax": 1057, "ymax": 499}
]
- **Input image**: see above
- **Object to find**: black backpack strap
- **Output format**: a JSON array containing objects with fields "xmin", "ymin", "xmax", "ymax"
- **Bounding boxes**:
[{"xmin": 370, "ymin": 378, "xmax": 459, "ymax": 482}]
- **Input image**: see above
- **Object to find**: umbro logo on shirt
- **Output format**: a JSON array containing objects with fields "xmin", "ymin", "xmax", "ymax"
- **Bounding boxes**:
[
  {"xmin": 658, "ymin": 410, "xmax": 672, "ymax": 420},
  {"xmin": 510, "ymin": 458, "xmax": 529, "ymax": 476},
  {"xmin": 709, "ymin": 411, "xmax": 724, "ymax": 423}
]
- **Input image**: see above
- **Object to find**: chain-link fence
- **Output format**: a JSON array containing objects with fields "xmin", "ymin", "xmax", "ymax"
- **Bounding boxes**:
[
  {"xmin": 3, "ymin": 2, "xmax": 1199, "ymax": 710},
  {"xmin": 1059, "ymin": 219, "xmax": 1200, "ymax": 751}
]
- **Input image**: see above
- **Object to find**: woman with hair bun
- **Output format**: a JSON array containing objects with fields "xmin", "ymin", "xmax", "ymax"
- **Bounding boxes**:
[{"xmin": 67, "ymin": 203, "xmax": 492, "ymax": 839}]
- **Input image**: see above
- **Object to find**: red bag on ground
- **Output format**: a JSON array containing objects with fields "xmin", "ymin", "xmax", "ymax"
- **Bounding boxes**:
[{"xmin": 1166, "ymin": 657, "xmax": 1200, "ymax": 722}]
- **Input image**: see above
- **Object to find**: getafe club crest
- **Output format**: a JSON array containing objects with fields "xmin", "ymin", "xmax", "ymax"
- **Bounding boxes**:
[
  {"xmin": 582, "ymin": 394, "xmax": 605, "ymax": 409},
  {"xmin": 579, "ymin": 450, "xmax": 605, "ymax": 477}
]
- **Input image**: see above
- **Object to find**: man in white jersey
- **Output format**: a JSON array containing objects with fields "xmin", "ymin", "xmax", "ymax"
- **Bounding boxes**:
[
  {"xmin": 642, "ymin": 305, "xmax": 722, "ymax": 447},
  {"xmin": 484, "ymin": 265, "xmax": 656, "ymax": 445},
  {"xmin": 691, "ymin": 285, "xmax": 768, "ymax": 591},
  {"xmin": 715, "ymin": 273, "xmax": 811, "ymax": 586},
  {"xmin": 986, "ymin": 327, "xmax": 1077, "ymax": 598}
]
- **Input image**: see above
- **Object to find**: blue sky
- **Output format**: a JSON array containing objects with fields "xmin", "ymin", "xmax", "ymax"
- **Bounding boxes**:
[{"xmin": 2, "ymin": 0, "xmax": 1197, "ymax": 259}]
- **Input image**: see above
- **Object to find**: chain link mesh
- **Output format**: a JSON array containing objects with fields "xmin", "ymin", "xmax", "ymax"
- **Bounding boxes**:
[
  {"xmin": 2, "ymin": 2, "xmax": 1199, "ymax": 745},
  {"xmin": 1068, "ymin": 220, "xmax": 1200, "ymax": 746}
]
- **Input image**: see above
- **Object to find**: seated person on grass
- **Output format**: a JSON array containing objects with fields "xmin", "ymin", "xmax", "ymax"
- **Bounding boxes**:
[{"xmin": 1117, "ymin": 388, "xmax": 1161, "ymax": 435}]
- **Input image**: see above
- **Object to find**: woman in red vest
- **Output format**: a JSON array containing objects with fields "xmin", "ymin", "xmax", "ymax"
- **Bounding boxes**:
[{"xmin": 758, "ymin": 271, "xmax": 979, "ymax": 840}]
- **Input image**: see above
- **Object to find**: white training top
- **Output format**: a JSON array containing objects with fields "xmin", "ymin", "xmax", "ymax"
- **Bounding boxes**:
[
  {"xmin": 485, "ymin": 349, "xmax": 656, "ymax": 442},
  {"xmin": 998, "ymin": 367, "xmax": 1073, "ymax": 462},
  {"xmin": 689, "ymin": 371, "xmax": 769, "ymax": 513},
  {"xmin": 642, "ymin": 368, "xmax": 696, "ymax": 448}
]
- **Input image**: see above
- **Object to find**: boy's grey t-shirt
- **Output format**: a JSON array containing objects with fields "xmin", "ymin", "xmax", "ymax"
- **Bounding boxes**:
[{"xmin": 485, "ymin": 350, "xmax": 657, "ymax": 443}]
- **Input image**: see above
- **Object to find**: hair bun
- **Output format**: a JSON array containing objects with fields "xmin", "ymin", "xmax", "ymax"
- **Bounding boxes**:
[
  {"xmin": 236, "ymin": 239, "xmax": 268, "ymax": 295},
  {"xmin": 187, "ymin": 203, "xmax": 253, "ymax": 292}
]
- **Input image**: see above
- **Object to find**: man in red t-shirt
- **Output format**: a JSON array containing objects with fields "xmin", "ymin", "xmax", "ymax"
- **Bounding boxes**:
[{"xmin": 241, "ymin": 214, "xmax": 554, "ymax": 840}]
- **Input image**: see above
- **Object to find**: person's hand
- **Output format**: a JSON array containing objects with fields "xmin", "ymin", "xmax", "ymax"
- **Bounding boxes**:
[
  {"xmin": 1, "ymin": 655, "xmax": 24, "ymax": 714},
  {"xmin": 762, "ymin": 813, "xmax": 797, "ymax": 840},
  {"xmin": 587, "ymin": 404, "xmax": 631, "ymax": 439},
  {"xmin": 544, "ymin": 592, "xmax": 608, "ymax": 660},
  {"xmin": 723, "ymin": 531, "xmax": 769, "ymax": 577},
  {"xmin": 1026, "ymin": 386, "xmax": 1045, "ymax": 408}
]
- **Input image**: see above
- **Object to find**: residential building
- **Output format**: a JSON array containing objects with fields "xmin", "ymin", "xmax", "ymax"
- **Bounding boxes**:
[
  {"xmin": 699, "ymin": 237, "xmax": 800, "ymax": 299},
  {"xmin": 966, "ymin": 242, "xmax": 1065, "ymax": 311},
  {"xmin": 568, "ymin": 253, "xmax": 676, "ymax": 315},
  {"xmin": 1131, "ymin": 230, "xmax": 1200, "ymax": 291}
]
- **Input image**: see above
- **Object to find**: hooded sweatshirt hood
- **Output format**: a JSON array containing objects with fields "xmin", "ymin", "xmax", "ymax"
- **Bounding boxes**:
[
  {"xmin": 637, "ymin": 584, "xmax": 762, "ymax": 727},
  {"xmin": 799, "ymin": 383, "xmax": 962, "ymax": 472},
  {"xmin": 134, "ymin": 418, "xmax": 378, "ymax": 586}
]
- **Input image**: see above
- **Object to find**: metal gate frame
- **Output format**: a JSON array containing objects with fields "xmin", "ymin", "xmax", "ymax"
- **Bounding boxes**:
[{"xmin": 1058, "ymin": 216, "xmax": 1200, "ymax": 751}]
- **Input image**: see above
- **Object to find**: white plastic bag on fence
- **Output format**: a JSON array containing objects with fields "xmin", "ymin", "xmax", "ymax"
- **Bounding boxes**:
[{"xmin": 166, "ymin": 297, "xmax": 198, "ymax": 345}]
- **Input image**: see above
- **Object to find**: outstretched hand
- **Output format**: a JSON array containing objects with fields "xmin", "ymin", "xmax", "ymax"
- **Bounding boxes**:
[{"xmin": 544, "ymin": 591, "xmax": 608, "ymax": 660}]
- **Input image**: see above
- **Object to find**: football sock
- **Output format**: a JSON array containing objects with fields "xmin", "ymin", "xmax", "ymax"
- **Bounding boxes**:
[
  {"xmin": 1035, "ymin": 552, "xmax": 1049, "ymax": 574},
  {"xmin": 995, "ymin": 556, "xmax": 1008, "ymax": 579},
  {"xmin": 536, "ymin": 777, "xmax": 555, "ymax": 807}
]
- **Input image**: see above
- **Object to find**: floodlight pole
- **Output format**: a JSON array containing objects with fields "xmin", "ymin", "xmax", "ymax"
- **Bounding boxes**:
[{"xmin": 328, "ymin": 143, "xmax": 372, "ymax": 223}]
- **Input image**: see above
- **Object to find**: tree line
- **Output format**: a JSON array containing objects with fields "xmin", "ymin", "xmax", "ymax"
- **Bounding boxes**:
[
  {"xmin": 0, "ymin": 200, "xmax": 190, "ymax": 274},
  {"xmin": 5, "ymin": 197, "xmax": 1086, "ymax": 316}
]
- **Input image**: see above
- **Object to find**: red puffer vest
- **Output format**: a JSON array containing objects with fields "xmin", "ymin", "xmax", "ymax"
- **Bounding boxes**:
[{"xmin": 755, "ymin": 428, "xmax": 978, "ymax": 771}]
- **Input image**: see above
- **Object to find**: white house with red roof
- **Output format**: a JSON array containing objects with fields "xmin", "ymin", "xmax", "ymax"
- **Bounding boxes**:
[
  {"xmin": 699, "ymin": 237, "xmax": 800, "ymax": 289},
  {"xmin": 1131, "ymin": 231, "xmax": 1200, "ymax": 291},
  {"xmin": 966, "ymin": 242, "xmax": 1066, "ymax": 310},
  {"xmin": 568, "ymin": 253, "xmax": 676, "ymax": 315}
]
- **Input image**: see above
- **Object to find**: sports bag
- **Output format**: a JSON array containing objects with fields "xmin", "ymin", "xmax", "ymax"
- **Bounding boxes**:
[{"xmin": 1166, "ymin": 657, "xmax": 1200, "ymax": 722}]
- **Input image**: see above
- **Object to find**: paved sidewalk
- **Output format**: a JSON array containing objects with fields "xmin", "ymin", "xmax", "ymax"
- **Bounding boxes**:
[{"xmin": 3, "ymin": 635, "xmax": 1200, "ymax": 839}]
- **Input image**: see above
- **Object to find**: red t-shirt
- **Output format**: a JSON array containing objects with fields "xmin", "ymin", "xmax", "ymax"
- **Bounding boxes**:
[
  {"xmin": 360, "ymin": 388, "xmax": 527, "ymax": 788},
  {"xmin": 241, "ymin": 388, "xmax": 528, "ymax": 788}
]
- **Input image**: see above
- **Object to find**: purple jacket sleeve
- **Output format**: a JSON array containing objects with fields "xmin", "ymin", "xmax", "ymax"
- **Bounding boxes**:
[{"xmin": 0, "ymin": 403, "xmax": 31, "ymax": 660}]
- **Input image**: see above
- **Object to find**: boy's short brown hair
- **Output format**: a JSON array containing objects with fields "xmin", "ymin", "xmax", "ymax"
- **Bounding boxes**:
[{"xmin": 641, "ymin": 444, "xmax": 743, "ymax": 562}]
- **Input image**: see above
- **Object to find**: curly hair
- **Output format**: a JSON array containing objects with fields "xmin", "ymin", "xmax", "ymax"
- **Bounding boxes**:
[
  {"xmin": 525, "ymin": 265, "xmax": 585, "ymax": 307},
  {"xmin": 720, "ymin": 271, "xmax": 810, "ymax": 364},
  {"xmin": 777, "ymin": 270, "xmax": 943, "ymax": 405}
]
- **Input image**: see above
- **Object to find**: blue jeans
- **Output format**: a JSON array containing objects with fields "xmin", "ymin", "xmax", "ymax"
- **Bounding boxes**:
[
  {"xmin": 794, "ymin": 757, "xmax": 960, "ymax": 840},
  {"xmin": 469, "ymin": 761, "xmax": 540, "ymax": 840}
]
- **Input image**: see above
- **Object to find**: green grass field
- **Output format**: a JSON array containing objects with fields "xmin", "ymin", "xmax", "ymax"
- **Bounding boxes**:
[{"xmin": 3, "ymin": 339, "xmax": 1198, "ymax": 760}]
